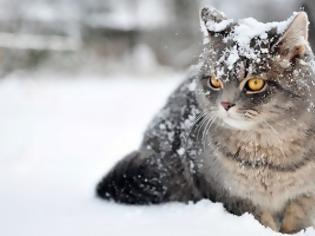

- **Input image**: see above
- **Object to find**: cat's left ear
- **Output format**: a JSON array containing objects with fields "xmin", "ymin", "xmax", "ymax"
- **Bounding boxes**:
[
  {"xmin": 200, "ymin": 7, "xmax": 233, "ymax": 36},
  {"xmin": 276, "ymin": 12, "xmax": 310, "ymax": 60}
]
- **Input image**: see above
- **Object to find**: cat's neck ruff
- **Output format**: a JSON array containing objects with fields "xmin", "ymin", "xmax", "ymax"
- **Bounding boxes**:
[{"xmin": 211, "ymin": 118, "xmax": 311, "ymax": 168}]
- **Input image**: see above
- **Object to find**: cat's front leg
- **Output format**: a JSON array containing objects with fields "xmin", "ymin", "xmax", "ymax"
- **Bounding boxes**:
[
  {"xmin": 280, "ymin": 195, "xmax": 315, "ymax": 234},
  {"xmin": 257, "ymin": 210, "xmax": 280, "ymax": 232}
]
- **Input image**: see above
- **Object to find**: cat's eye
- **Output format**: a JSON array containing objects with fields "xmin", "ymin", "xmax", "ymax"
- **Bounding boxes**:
[
  {"xmin": 208, "ymin": 75, "xmax": 223, "ymax": 90},
  {"xmin": 243, "ymin": 76, "xmax": 266, "ymax": 94}
]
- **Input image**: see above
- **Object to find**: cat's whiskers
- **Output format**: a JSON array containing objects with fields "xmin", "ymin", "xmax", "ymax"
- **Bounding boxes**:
[
  {"xmin": 183, "ymin": 112, "xmax": 207, "ymax": 143},
  {"xmin": 200, "ymin": 114, "xmax": 212, "ymax": 149},
  {"xmin": 244, "ymin": 113, "xmax": 255, "ymax": 119},
  {"xmin": 238, "ymin": 108, "xmax": 258, "ymax": 113},
  {"xmin": 237, "ymin": 109, "xmax": 260, "ymax": 121},
  {"xmin": 246, "ymin": 110, "xmax": 259, "ymax": 116},
  {"xmin": 202, "ymin": 114, "xmax": 217, "ymax": 151},
  {"xmin": 267, "ymin": 110, "xmax": 282, "ymax": 115},
  {"xmin": 196, "ymin": 113, "xmax": 212, "ymax": 141},
  {"xmin": 184, "ymin": 110, "xmax": 216, "ymax": 145}
]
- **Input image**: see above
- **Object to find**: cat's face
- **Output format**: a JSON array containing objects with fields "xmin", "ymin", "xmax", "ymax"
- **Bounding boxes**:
[{"xmin": 197, "ymin": 8, "xmax": 315, "ymax": 130}]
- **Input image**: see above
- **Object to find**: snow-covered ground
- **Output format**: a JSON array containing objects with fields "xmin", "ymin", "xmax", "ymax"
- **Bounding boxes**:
[{"xmin": 0, "ymin": 72, "xmax": 314, "ymax": 236}]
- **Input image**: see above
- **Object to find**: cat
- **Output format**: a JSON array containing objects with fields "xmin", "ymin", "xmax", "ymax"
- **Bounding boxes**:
[{"xmin": 96, "ymin": 7, "xmax": 315, "ymax": 234}]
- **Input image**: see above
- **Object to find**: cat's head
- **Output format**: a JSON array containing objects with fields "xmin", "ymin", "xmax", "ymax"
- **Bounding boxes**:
[{"xmin": 197, "ymin": 7, "xmax": 315, "ymax": 130}]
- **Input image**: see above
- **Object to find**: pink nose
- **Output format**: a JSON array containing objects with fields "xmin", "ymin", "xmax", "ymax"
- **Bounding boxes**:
[{"xmin": 220, "ymin": 101, "xmax": 235, "ymax": 111}]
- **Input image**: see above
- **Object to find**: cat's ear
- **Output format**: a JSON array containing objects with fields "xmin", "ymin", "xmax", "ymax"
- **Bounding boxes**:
[
  {"xmin": 276, "ymin": 12, "xmax": 310, "ymax": 60},
  {"xmin": 200, "ymin": 7, "xmax": 233, "ymax": 36}
]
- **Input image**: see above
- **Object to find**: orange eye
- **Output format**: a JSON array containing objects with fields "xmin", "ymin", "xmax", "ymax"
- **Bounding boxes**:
[
  {"xmin": 246, "ymin": 76, "xmax": 265, "ymax": 92},
  {"xmin": 209, "ymin": 75, "xmax": 223, "ymax": 90}
]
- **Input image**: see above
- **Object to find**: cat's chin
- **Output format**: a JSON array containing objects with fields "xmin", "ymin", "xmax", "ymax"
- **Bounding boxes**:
[{"xmin": 220, "ymin": 116, "xmax": 255, "ymax": 130}]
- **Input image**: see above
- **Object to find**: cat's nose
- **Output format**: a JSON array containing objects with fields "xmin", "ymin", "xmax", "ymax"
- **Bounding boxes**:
[{"xmin": 220, "ymin": 101, "xmax": 236, "ymax": 111}]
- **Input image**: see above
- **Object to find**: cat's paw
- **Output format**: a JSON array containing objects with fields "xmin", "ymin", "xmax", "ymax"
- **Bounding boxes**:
[
  {"xmin": 280, "ymin": 196, "xmax": 314, "ymax": 234},
  {"xmin": 258, "ymin": 211, "xmax": 280, "ymax": 232}
]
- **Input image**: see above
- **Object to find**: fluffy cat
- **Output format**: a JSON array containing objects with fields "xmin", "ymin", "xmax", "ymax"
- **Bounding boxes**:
[{"xmin": 96, "ymin": 7, "xmax": 315, "ymax": 233}]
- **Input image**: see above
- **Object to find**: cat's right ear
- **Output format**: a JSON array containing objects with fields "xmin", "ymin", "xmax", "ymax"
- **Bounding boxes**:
[
  {"xmin": 200, "ymin": 7, "xmax": 233, "ymax": 38},
  {"xmin": 275, "ymin": 12, "xmax": 310, "ymax": 61}
]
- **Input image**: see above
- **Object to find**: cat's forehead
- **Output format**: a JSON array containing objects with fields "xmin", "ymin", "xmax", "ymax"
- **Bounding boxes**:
[
  {"xmin": 208, "ymin": 41, "xmax": 272, "ymax": 81},
  {"xmin": 211, "ymin": 35, "xmax": 274, "ymax": 79},
  {"xmin": 224, "ymin": 18, "xmax": 289, "ymax": 56},
  {"xmin": 205, "ymin": 16, "xmax": 294, "ymax": 79}
]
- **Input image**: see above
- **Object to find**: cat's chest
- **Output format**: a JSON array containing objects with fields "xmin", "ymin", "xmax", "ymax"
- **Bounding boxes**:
[
  {"xmin": 201, "ymin": 126, "xmax": 315, "ymax": 211},
  {"xmin": 207, "ymin": 146, "xmax": 315, "ymax": 211}
]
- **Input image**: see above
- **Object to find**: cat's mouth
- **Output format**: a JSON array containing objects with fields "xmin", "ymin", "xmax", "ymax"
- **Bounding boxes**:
[{"xmin": 217, "ymin": 106, "xmax": 257, "ymax": 130}]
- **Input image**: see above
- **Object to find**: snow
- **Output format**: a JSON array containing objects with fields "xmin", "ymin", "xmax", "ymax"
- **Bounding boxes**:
[
  {"xmin": 225, "ymin": 46, "xmax": 240, "ymax": 70},
  {"xmin": 205, "ymin": 9, "xmax": 294, "ymax": 40},
  {"xmin": 206, "ymin": 19, "xmax": 233, "ymax": 32},
  {"xmin": 188, "ymin": 79, "xmax": 197, "ymax": 91},
  {"xmin": 177, "ymin": 147, "xmax": 185, "ymax": 156},
  {"xmin": 231, "ymin": 15, "xmax": 295, "ymax": 53},
  {"xmin": 204, "ymin": 10, "xmax": 298, "ymax": 63},
  {"xmin": 0, "ymin": 72, "xmax": 314, "ymax": 236}
]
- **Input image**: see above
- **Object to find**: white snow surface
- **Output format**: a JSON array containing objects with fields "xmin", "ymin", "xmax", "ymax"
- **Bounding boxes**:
[{"xmin": 0, "ymin": 72, "xmax": 314, "ymax": 236}]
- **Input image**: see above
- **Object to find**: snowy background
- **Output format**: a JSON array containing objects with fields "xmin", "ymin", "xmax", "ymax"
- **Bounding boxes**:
[{"xmin": 1, "ymin": 0, "xmax": 315, "ymax": 236}]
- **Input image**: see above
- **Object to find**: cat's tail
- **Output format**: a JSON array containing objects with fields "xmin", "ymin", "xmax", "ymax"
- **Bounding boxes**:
[
  {"xmin": 96, "ymin": 150, "xmax": 201, "ymax": 204},
  {"xmin": 96, "ymin": 151, "xmax": 168, "ymax": 204}
]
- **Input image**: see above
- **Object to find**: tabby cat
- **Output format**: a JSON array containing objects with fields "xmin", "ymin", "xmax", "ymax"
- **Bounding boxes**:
[{"xmin": 96, "ymin": 7, "xmax": 315, "ymax": 233}]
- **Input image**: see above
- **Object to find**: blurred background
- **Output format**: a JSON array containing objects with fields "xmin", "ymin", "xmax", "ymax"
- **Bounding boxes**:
[{"xmin": 0, "ymin": 0, "xmax": 311, "ymax": 77}]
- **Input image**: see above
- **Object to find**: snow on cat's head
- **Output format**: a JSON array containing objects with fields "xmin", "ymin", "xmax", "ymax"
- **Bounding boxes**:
[{"xmin": 197, "ymin": 7, "xmax": 315, "ymax": 131}]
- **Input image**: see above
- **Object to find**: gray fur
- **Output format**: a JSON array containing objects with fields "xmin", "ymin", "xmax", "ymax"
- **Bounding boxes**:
[{"xmin": 97, "ymin": 8, "xmax": 315, "ymax": 233}]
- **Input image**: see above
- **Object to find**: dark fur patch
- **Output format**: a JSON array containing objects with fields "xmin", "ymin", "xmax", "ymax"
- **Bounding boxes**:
[{"xmin": 96, "ymin": 151, "xmax": 168, "ymax": 204}]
